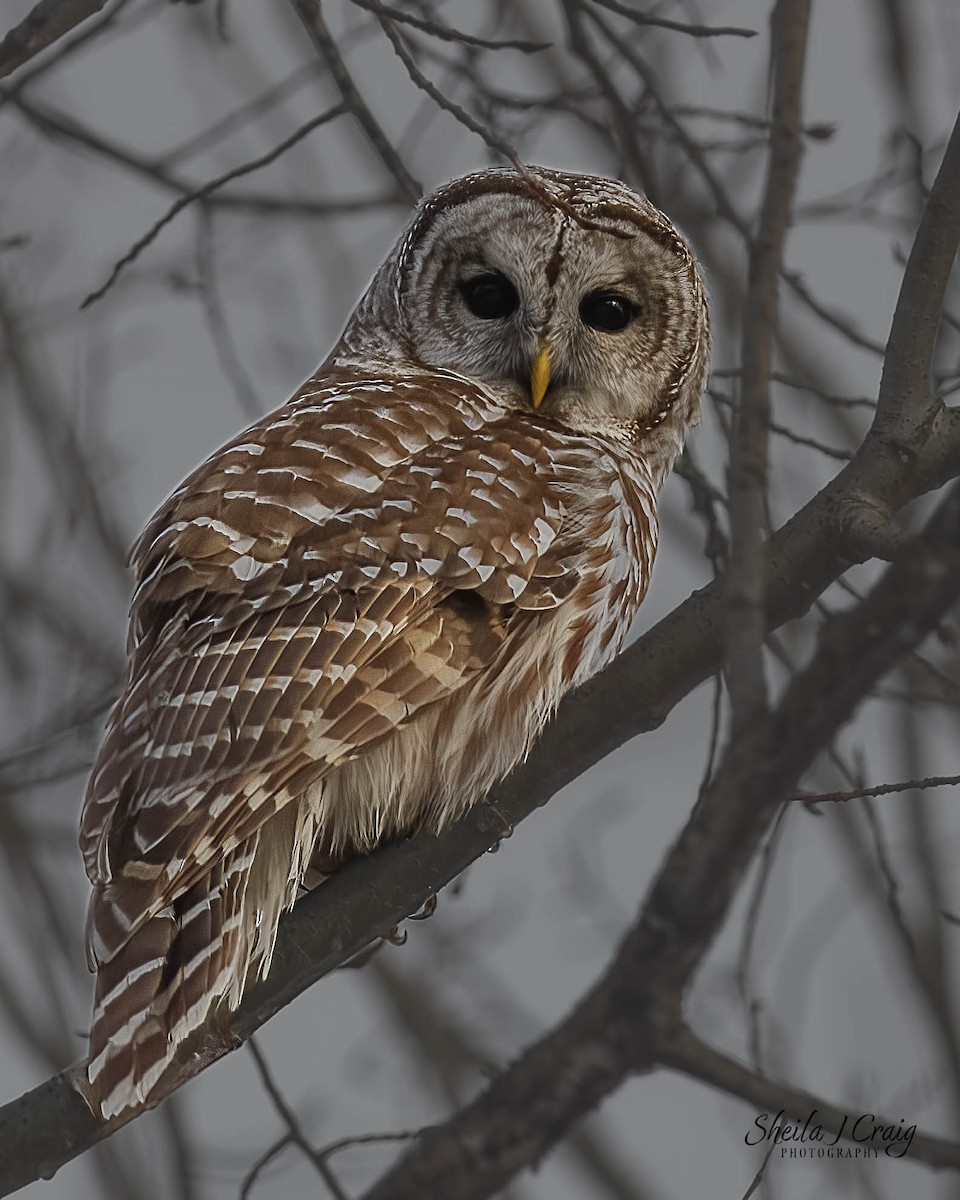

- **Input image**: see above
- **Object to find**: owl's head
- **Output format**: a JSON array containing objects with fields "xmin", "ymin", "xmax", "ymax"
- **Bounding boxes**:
[{"xmin": 336, "ymin": 167, "xmax": 709, "ymax": 462}]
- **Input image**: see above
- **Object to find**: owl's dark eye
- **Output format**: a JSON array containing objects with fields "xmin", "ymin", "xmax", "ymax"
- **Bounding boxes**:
[
  {"xmin": 459, "ymin": 273, "xmax": 520, "ymax": 320},
  {"xmin": 579, "ymin": 290, "xmax": 636, "ymax": 332}
]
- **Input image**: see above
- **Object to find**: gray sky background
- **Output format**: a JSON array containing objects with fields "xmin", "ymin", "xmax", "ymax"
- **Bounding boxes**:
[{"xmin": 2, "ymin": 1, "xmax": 960, "ymax": 1198}]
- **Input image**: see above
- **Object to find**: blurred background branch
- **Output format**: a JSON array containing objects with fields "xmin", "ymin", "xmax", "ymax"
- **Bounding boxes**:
[{"xmin": 0, "ymin": 2, "xmax": 958, "ymax": 1198}]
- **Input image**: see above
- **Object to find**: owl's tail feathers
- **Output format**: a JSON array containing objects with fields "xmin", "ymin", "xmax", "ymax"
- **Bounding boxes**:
[
  {"xmin": 84, "ymin": 798, "xmax": 320, "ymax": 1119},
  {"xmin": 85, "ymin": 837, "xmax": 260, "ymax": 1120}
]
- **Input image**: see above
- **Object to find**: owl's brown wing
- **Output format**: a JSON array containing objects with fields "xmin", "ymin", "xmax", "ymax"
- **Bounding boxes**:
[{"xmin": 81, "ymin": 368, "xmax": 581, "ymax": 968}]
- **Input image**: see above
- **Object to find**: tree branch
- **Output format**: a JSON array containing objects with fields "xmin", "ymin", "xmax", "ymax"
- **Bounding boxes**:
[
  {"xmin": 370, "ymin": 1, "xmax": 524, "ymax": 169},
  {"xmin": 345, "ymin": 0, "xmax": 550, "ymax": 53},
  {"xmin": 663, "ymin": 1025, "xmax": 960, "ymax": 1169},
  {"xmin": 289, "ymin": 0, "xmax": 421, "ymax": 204},
  {"xmin": 794, "ymin": 772, "xmax": 960, "ymax": 806},
  {"xmin": 725, "ymin": 0, "xmax": 810, "ymax": 730},
  {"xmin": 80, "ymin": 104, "xmax": 348, "ymax": 308},
  {"xmin": 0, "ymin": 0, "xmax": 107, "ymax": 81},
  {"xmin": 875, "ymin": 105, "xmax": 960, "ymax": 434},
  {"xmin": 587, "ymin": 0, "xmax": 757, "ymax": 40},
  {"xmin": 246, "ymin": 1039, "xmax": 349, "ymax": 1199},
  {"xmin": 355, "ymin": 480, "xmax": 960, "ymax": 1200}
]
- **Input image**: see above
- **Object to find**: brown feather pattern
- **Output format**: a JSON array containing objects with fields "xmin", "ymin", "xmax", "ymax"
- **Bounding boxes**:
[{"xmin": 79, "ymin": 167, "xmax": 708, "ymax": 1118}]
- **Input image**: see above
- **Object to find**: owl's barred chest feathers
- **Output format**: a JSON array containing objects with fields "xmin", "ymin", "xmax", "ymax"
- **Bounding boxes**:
[
  {"xmin": 314, "ymin": 382, "xmax": 660, "ymax": 857},
  {"xmin": 139, "ymin": 365, "xmax": 658, "ymax": 861},
  {"xmin": 79, "ymin": 166, "xmax": 707, "ymax": 1120}
]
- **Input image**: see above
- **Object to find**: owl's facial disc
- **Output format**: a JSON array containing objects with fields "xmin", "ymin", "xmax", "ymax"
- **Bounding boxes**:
[{"xmin": 386, "ymin": 171, "xmax": 709, "ymax": 439}]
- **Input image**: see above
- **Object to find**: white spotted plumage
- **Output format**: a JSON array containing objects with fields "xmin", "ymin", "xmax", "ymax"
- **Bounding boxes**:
[{"xmin": 79, "ymin": 166, "xmax": 709, "ymax": 1118}]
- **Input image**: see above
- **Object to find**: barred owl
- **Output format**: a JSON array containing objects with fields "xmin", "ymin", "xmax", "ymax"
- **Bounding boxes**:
[{"xmin": 79, "ymin": 166, "xmax": 710, "ymax": 1118}]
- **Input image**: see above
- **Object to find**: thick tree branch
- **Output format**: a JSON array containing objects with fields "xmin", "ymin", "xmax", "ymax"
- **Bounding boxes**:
[
  {"xmin": 0, "ymin": 0, "xmax": 107, "ymax": 81},
  {"xmin": 346, "ymin": 0, "xmax": 550, "ymax": 53},
  {"xmin": 355, "ymin": 479, "xmax": 960, "ymax": 1200},
  {"xmin": 368, "ymin": 957, "xmax": 655, "ymax": 1200}
]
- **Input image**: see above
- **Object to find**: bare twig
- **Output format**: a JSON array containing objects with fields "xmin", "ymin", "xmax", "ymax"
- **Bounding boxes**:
[
  {"xmin": 0, "ymin": 283, "xmax": 129, "ymax": 573},
  {"xmin": 0, "ymin": 0, "xmax": 136, "ymax": 99},
  {"xmin": 588, "ymin": 0, "xmax": 757, "ymax": 40},
  {"xmin": 712, "ymin": 368, "xmax": 877, "ymax": 411},
  {"xmin": 710, "ymin": 388, "xmax": 853, "ymax": 461},
  {"xmin": 4, "ymin": 84, "xmax": 402, "ymax": 220},
  {"xmin": 560, "ymin": 0, "xmax": 659, "ymax": 201},
  {"xmin": 741, "ymin": 1143, "xmax": 778, "ymax": 1200},
  {"xmin": 370, "ymin": 1, "xmax": 524, "ymax": 169},
  {"xmin": 81, "ymin": 104, "xmax": 348, "ymax": 308},
  {"xmin": 674, "ymin": 446, "xmax": 729, "ymax": 570},
  {"xmin": 586, "ymin": 13, "xmax": 886, "ymax": 359},
  {"xmin": 247, "ymin": 1038, "xmax": 348, "ymax": 1200},
  {"xmin": 289, "ymin": 0, "xmax": 421, "ymax": 203},
  {"xmin": 795, "ymin": 773, "xmax": 960, "ymax": 805},
  {"xmin": 158, "ymin": 63, "xmax": 326, "ymax": 168},
  {"xmin": 780, "ymin": 267, "xmax": 886, "ymax": 356},
  {"xmin": 346, "ymin": 0, "xmax": 549, "ymax": 53},
  {"xmin": 239, "ymin": 1135, "xmax": 292, "ymax": 1200},
  {"xmin": 370, "ymin": 956, "xmax": 653, "ymax": 1199},
  {"xmin": 736, "ymin": 805, "xmax": 790, "ymax": 1080},
  {"xmin": 195, "ymin": 210, "xmax": 262, "ymax": 420}
]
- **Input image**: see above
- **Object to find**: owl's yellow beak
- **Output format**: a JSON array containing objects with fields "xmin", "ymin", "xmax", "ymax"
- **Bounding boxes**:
[{"xmin": 530, "ymin": 342, "xmax": 551, "ymax": 409}]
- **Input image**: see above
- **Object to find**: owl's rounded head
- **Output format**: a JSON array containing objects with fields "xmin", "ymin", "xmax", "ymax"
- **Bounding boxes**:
[{"xmin": 336, "ymin": 166, "xmax": 709, "ymax": 456}]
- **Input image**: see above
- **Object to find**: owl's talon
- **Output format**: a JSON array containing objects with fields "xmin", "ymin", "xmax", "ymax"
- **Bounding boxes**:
[
  {"xmin": 483, "ymin": 805, "xmax": 515, "ymax": 852},
  {"xmin": 385, "ymin": 925, "xmax": 408, "ymax": 946},
  {"xmin": 410, "ymin": 893, "xmax": 438, "ymax": 921}
]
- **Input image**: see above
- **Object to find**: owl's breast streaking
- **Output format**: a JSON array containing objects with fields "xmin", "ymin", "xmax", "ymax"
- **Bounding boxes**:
[{"xmin": 312, "ymin": 400, "xmax": 661, "ymax": 858}]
